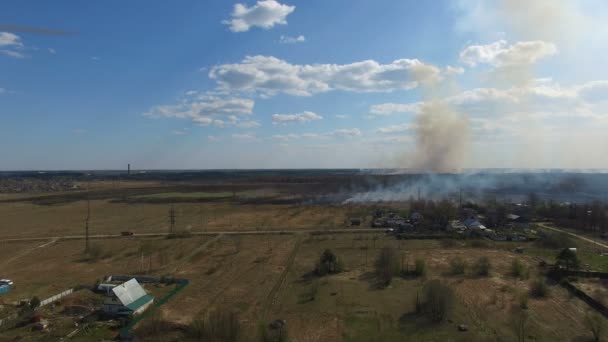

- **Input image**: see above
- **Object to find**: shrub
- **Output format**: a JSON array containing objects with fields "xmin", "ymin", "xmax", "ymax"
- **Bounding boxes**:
[
  {"xmin": 536, "ymin": 232, "xmax": 574, "ymax": 249},
  {"xmin": 556, "ymin": 248, "xmax": 580, "ymax": 270},
  {"xmin": 470, "ymin": 239, "xmax": 488, "ymax": 248},
  {"xmin": 258, "ymin": 320, "xmax": 288, "ymax": 342},
  {"xmin": 449, "ymin": 257, "xmax": 466, "ymax": 275},
  {"xmin": 315, "ymin": 249, "xmax": 342, "ymax": 276},
  {"xmin": 375, "ymin": 247, "xmax": 399, "ymax": 287},
  {"xmin": 414, "ymin": 259, "xmax": 426, "ymax": 277},
  {"xmin": 187, "ymin": 310, "xmax": 240, "ymax": 342},
  {"xmin": 29, "ymin": 296, "xmax": 41, "ymax": 309},
  {"xmin": 84, "ymin": 243, "xmax": 103, "ymax": 261},
  {"xmin": 510, "ymin": 259, "xmax": 529, "ymax": 280},
  {"xmin": 529, "ymin": 278, "xmax": 549, "ymax": 298},
  {"xmin": 518, "ymin": 292, "xmax": 528, "ymax": 309},
  {"xmin": 417, "ymin": 280, "xmax": 454, "ymax": 323},
  {"xmin": 474, "ymin": 257, "xmax": 491, "ymax": 276}
]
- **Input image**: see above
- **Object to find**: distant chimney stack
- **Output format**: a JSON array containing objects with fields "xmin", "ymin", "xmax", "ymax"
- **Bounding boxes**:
[{"xmin": 128, "ymin": 164, "xmax": 130, "ymax": 175}]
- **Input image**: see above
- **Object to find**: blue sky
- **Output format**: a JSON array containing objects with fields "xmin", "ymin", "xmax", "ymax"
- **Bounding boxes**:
[{"xmin": 2, "ymin": 0, "xmax": 608, "ymax": 170}]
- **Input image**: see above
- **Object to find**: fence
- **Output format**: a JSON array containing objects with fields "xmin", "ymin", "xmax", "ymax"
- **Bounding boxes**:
[
  {"xmin": 40, "ymin": 288, "xmax": 74, "ymax": 307},
  {"xmin": 119, "ymin": 278, "xmax": 189, "ymax": 339},
  {"xmin": 561, "ymin": 281, "xmax": 608, "ymax": 318}
]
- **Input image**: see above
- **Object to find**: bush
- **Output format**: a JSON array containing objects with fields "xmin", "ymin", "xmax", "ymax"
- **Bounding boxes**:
[
  {"xmin": 470, "ymin": 239, "xmax": 488, "ymax": 248},
  {"xmin": 518, "ymin": 292, "xmax": 528, "ymax": 309},
  {"xmin": 449, "ymin": 257, "xmax": 466, "ymax": 275},
  {"xmin": 414, "ymin": 259, "xmax": 426, "ymax": 277},
  {"xmin": 417, "ymin": 280, "xmax": 454, "ymax": 323},
  {"xmin": 315, "ymin": 249, "xmax": 342, "ymax": 276},
  {"xmin": 529, "ymin": 278, "xmax": 549, "ymax": 298},
  {"xmin": 84, "ymin": 243, "xmax": 103, "ymax": 261},
  {"xmin": 258, "ymin": 321, "xmax": 288, "ymax": 342},
  {"xmin": 510, "ymin": 259, "xmax": 529, "ymax": 280},
  {"xmin": 29, "ymin": 296, "xmax": 41, "ymax": 309},
  {"xmin": 187, "ymin": 310, "xmax": 240, "ymax": 342},
  {"xmin": 375, "ymin": 247, "xmax": 400, "ymax": 287},
  {"xmin": 556, "ymin": 248, "xmax": 580, "ymax": 270},
  {"xmin": 536, "ymin": 232, "xmax": 575, "ymax": 249},
  {"xmin": 474, "ymin": 257, "xmax": 491, "ymax": 276}
]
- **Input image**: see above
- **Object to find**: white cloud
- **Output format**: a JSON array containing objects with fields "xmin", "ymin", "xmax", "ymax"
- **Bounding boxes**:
[
  {"xmin": 279, "ymin": 35, "xmax": 305, "ymax": 44},
  {"xmin": 232, "ymin": 133, "xmax": 257, "ymax": 140},
  {"xmin": 144, "ymin": 93, "xmax": 255, "ymax": 128},
  {"xmin": 327, "ymin": 128, "xmax": 362, "ymax": 138},
  {"xmin": 0, "ymin": 32, "xmax": 22, "ymax": 48},
  {"xmin": 446, "ymin": 65, "xmax": 465, "ymax": 76},
  {"xmin": 208, "ymin": 135, "xmax": 220, "ymax": 142},
  {"xmin": 459, "ymin": 40, "xmax": 557, "ymax": 67},
  {"xmin": 272, "ymin": 128, "xmax": 362, "ymax": 141},
  {"xmin": 48, "ymin": 48, "xmax": 56, "ymax": 54},
  {"xmin": 272, "ymin": 111, "xmax": 322, "ymax": 125},
  {"xmin": 171, "ymin": 129, "xmax": 188, "ymax": 135},
  {"xmin": 237, "ymin": 120, "xmax": 261, "ymax": 128},
  {"xmin": 0, "ymin": 88, "xmax": 5, "ymax": 94},
  {"xmin": 376, "ymin": 124, "xmax": 414, "ymax": 134},
  {"xmin": 91, "ymin": 56, "xmax": 100, "ymax": 61},
  {"xmin": 209, "ymin": 55, "xmax": 444, "ymax": 97},
  {"xmin": 369, "ymin": 102, "xmax": 422, "ymax": 116},
  {"xmin": 72, "ymin": 128, "xmax": 87, "ymax": 135},
  {"xmin": 1, "ymin": 50, "xmax": 24, "ymax": 59},
  {"xmin": 223, "ymin": 0, "xmax": 295, "ymax": 32},
  {"xmin": 335, "ymin": 114, "xmax": 348, "ymax": 119}
]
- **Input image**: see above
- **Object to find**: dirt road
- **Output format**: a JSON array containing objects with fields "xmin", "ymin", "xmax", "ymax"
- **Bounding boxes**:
[{"xmin": 537, "ymin": 222, "xmax": 608, "ymax": 250}]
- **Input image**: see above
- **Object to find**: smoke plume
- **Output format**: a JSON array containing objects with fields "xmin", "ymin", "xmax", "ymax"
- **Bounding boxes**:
[{"xmin": 411, "ymin": 101, "xmax": 470, "ymax": 173}]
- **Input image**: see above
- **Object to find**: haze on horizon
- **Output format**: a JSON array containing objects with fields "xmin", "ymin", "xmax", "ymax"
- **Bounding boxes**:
[{"xmin": 2, "ymin": 0, "xmax": 608, "ymax": 171}]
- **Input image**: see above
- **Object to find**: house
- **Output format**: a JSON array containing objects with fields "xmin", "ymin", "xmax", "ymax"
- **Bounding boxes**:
[
  {"xmin": 410, "ymin": 212, "xmax": 424, "ymax": 224},
  {"xmin": 446, "ymin": 220, "xmax": 467, "ymax": 232},
  {"xmin": 102, "ymin": 278, "xmax": 154, "ymax": 316}
]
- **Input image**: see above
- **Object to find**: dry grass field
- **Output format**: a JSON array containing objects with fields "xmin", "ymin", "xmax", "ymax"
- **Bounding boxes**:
[{"xmin": 1, "ymin": 183, "xmax": 606, "ymax": 341}]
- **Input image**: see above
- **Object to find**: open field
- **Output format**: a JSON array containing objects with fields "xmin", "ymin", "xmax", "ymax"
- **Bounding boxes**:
[
  {"xmin": 0, "ymin": 232, "xmax": 601, "ymax": 341},
  {"xmin": 2, "ymin": 178, "xmax": 608, "ymax": 341}
]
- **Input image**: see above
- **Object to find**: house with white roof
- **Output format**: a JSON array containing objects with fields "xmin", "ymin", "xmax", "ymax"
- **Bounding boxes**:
[{"xmin": 102, "ymin": 278, "xmax": 153, "ymax": 316}]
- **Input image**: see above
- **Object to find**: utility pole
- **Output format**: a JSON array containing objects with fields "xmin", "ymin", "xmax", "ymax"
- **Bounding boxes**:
[
  {"xmin": 169, "ymin": 204, "xmax": 176, "ymax": 233},
  {"xmin": 85, "ymin": 198, "xmax": 90, "ymax": 254}
]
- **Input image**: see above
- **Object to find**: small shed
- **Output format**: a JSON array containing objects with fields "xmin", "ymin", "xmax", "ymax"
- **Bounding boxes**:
[{"xmin": 102, "ymin": 278, "xmax": 153, "ymax": 316}]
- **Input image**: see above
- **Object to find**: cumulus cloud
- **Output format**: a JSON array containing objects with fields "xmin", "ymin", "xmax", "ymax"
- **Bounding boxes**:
[
  {"xmin": 272, "ymin": 128, "xmax": 362, "ymax": 141},
  {"xmin": 171, "ymin": 129, "xmax": 188, "ymax": 135},
  {"xmin": 144, "ymin": 93, "xmax": 255, "ymax": 128},
  {"xmin": 48, "ymin": 48, "xmax": 56, "ymax": 54},
  {"xmin": 223, "ymin": 0, "xmax": 295, "ymax": 32},
  {"xmin": 369, "ymin": 102, "xmax": 422, "ymax": 116},
  {"xmin": 237, "ymin": 120, "xmax": 261, "ymax": 128},
  {"xmin": 272, "ymin": 111, "xmax": 322, "ymax": 125},
  {"xmin": 232, "ymin": 133, "xmax": 257, "ymax": 140},
  {"xmin": 376, "ymin": 124, "xmax": 414, "ymax": 134},
  {"xmin": 209, "ymin": 55, "xmax": 444, "ymax": 97},
  {"xmin": 0, "ymin": 32, "xmax": 22, "ymax": 47},
  {"xmin": 279, "ymin": 35, "xmax": 305, "ymax": 44},
  {"xmin": 335, "ymin": 114, "xmax": 348, "ymax": 119},
  {"xmin": 1, "ymin": 50, "xmax": 24, "ymax": 58},
  {"xmin": 459, "ymin": 40, "xmax": 557, "ymax": 67}
]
